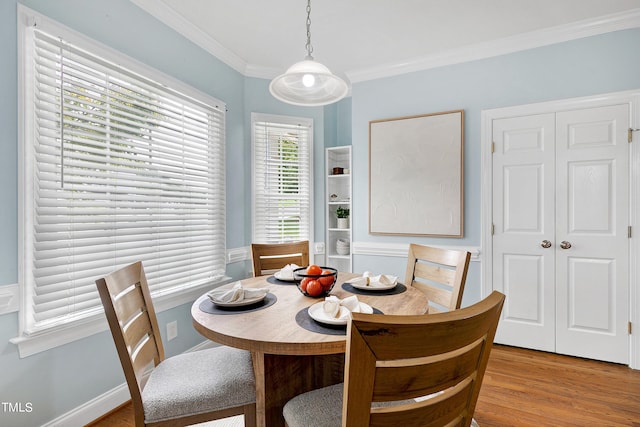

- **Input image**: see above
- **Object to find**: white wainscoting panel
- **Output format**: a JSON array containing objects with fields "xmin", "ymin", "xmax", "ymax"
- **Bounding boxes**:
[
  {"xmin": 352, "ymin": 241, "xmax": 480, "ymax": 261},
  {"xmin": 0, "ymin": 283, "xmax": 19, "ymax": 314}
]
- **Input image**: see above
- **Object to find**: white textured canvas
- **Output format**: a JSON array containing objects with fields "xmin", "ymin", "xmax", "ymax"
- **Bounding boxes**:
[{"xmin": 369, "ymin": 110, "xmax": 464, "ymax": 237}]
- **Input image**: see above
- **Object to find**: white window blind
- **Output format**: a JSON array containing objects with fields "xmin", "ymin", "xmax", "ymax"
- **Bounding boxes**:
[
  {"xmin": 21, "ymin": 26, "xmax": 226, "ymax": 335},
  {"xmin": 252, "ymin": 114, "xmax": 312, "ymax": 243}
]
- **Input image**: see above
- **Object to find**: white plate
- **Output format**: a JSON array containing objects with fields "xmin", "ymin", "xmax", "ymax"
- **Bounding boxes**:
[
  {"xmin": 274, "ymin": 271, "xmax": 296, "ymax": 282},
  {"xmin": 209, "ymin": 293, "xmax": 267, "ymax": 307},
  {"xmin": 308, "ymin": 301, "xmax": 373, "ymax": 326},
  {"xmin": 349, "ymin": 280, "xmax": 397, "ymax": 291}
]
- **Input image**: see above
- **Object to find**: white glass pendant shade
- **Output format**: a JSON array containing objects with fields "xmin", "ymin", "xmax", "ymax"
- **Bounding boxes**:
[{"xmin": 269, "ymin": 58, "xmax": 348, "ymax": 106}]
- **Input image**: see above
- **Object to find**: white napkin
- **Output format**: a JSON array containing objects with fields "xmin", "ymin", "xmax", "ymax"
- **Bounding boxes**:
[
  {"xmin": 207, "ymin": 282, "xmax": 269, "ymax": 303},
  {"xmin": 322, "ymin": 295, "xmax": 361, "ymax": 320},
  {"xmin": 277, "ymin": 263, "xmax": 300, "ymax": 280},
  {"xmin": 371, "ymin": 274, "xmax": 397, "ymax": 287},
  {"xmin": 349, "ymin": 276, "xmax": 370, "ymax": 287},
  {"xmin": 350, "ymin": 272, "xmax": 397, "ymax": 288}
]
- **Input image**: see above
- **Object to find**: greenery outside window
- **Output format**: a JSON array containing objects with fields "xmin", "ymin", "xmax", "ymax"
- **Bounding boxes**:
[
  {"xmin": 15, "ymin": 7, "xmax": 227, "ymax": 356},
  {"xmin": 251, "ymin": 113, "xmax": 313, "ymax": 244}
]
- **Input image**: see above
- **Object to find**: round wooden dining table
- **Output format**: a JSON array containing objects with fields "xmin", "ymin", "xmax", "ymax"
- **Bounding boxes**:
[{"xmin": 191, "ymin": 272, "xmax": 429, "ymax": 427}]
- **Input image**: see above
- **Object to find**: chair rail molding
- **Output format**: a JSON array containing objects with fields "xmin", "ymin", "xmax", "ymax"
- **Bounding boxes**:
[
  {"xmin": 352, "ymin": 241, "xmax": 480, "ymax": 261},
  {"xmin": 0, "ymin": 283, "xmax": 19, "ymax": 314}
]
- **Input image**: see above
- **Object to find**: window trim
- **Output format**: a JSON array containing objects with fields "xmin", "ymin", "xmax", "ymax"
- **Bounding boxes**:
[
  {"xmin": 9, "ymin": 283, "xmax": 223, "ymax": 358},
  {"xmin": 251, "ymin": 112, "xmax": 314, "ymax": 246},
  {"xmin": 14, "ymin": 5, "xmax": 228, "ymax": 357}
]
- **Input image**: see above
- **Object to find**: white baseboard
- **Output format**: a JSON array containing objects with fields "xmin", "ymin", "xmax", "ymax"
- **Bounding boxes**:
[
  {"xmin": 42, "ymin": 384, "xmax": 130, "ymax": 427},
  {"xmin": 43, "ymin": 340, "xmax": 219, "ymax": 426}
]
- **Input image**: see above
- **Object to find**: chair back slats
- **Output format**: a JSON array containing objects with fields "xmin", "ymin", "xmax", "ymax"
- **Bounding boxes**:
[
  {"xmin": 410, "ymin": 244, "xmax": 465, "ymax": 265},
  {"xmin": 343, "ymin": 291, "xmax": 505, "ymax": 427},
  {"xmin": 107, "ymin": 261, "xmax": 143, "ymax": 294},
  {"xmin": 258, "ymin": 255, "xmax": 304, "ymax": 273},
  {"xmin": 350, "ymin": 314, "xmax": 498, "ymax": 360},
  {"xmin": 404, "ymin": 244, "xmax": 471, "ymax": 311},
  {"xmin": 250, "ymin": 241, "xmax": 310, "ymax": 277},
  {"xmin": 114, "ymin": 284, "xmax": 146, "ymax": 324},
  {"xmin": 123, "ymin": 310, "xmax": 152, "ymax": 349},
  {"xmin": 413, "ymin": 262, "xmax": 457, "ymax": 286},
  {"xmin": 373, "ymin": 340, "xmax": 484, "ymax": 401},
  {"xmin": 370, "ymin": 384, "xmax": 471, "ymax": 427},
  {"xmin": 411, "ymin": 282, "xmax": 454, "ymax": 310},
  {"xmin": 132, "ymin": 334, "xmax": 160, "ymax": 380},
  {"xmin": 96, "ymin": 261, "xmax": 165, "ymax": 422},
  {"xmin": 369, "ymin": 378, "xmax": 474, "ymax": 427}
]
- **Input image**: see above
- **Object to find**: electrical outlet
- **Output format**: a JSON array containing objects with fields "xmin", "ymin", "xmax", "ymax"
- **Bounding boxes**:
[{"xmin": 167, "ymin": 320, "xmax": 178, "ymax": 341}]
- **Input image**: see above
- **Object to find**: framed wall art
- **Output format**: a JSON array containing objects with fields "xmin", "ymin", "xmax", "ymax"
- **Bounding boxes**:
[{"xmin": 369, "ymin": 110, "xmax": 464, "ymax": 237}]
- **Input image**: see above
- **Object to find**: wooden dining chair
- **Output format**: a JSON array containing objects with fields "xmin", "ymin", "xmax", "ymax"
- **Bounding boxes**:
[
  {"xmin": 404, "ymin": 243, "xmax": 471, "ymax": 313},
  {"xmin": 250, "ymin": 240, "xmax": 310, "ymax": 277},
  {"xmin": 283, "ymin": 291, "xmax": 505, "ymax": 427},
  {"xmin": 96, "ymin": 261, "xmax": 257, "ymax": 427}
]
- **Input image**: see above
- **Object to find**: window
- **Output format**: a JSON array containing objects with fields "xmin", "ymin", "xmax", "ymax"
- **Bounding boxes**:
[
  {"xmin": 16, "ymin": 8, "xmax": 226, "ymax": 356},
  {"xmin": 252, "ymin": 113, "xmax": 313, "ymax": 243}
]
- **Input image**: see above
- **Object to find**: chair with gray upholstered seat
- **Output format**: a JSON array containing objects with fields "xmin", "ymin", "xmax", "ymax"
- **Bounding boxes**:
[
  {"xmin": 96, "ymin": 261, "xmax": 256, "ymax": 427},
  {"xmin": 283, "ymin": 291, "xmax": 505, "ymax": 427}
]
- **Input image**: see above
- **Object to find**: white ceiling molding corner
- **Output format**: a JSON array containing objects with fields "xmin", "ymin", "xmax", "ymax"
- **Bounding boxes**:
[
  {"xmin": 128, "ymin": 0, "xmax": 248, "ymax": 74},
  {"xmin": 243, "ymin": 63, "xmax": 282, "ymax": 80},
  {"xmin": 130, "ymin": 2, "xmax": 640, "ymax": 84},
  {"xmin": 347, "ymin": 7, "xmax": 640, "ymax": 83}
]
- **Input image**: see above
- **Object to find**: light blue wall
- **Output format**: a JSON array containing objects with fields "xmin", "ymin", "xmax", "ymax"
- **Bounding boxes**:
[
  {"xmin": 0, "ymin": 0, "xmax": 18, "ymax": 285},
  {"xmin": 243, "ymin": 77, "xmax": 331, "ymax": 266},
  {"xmin": 336, "ymin": 98, "xmax": 353, "ymax": 146},
  {"xmin": 0, "ymin": 0, "xmax": 277, "ymax": 425},
  {"xmin": 351, "ymin": 28, "xmax": 640, "ymax": 307},
  {"xmin": 1, "ymin": 0, "xmax": 639, "ymax": 424},
  {"xmin": 242, "ymin": 78, "xmax": 353, "ymax": 262}
]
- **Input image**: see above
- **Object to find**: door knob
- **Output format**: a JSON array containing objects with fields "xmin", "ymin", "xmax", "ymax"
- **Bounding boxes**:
[
  {"xmin": 560, "ymin": 241, "xmax": 572, "ymax": 249},
  {"xmin": 541, "ymin": 240, "xmax": 552, "ymax": 248}
]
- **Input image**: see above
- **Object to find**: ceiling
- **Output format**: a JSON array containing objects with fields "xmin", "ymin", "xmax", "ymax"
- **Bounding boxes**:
[{"xmin": 131, "ymin": 0, "xmax": 640, "ymax": 83}]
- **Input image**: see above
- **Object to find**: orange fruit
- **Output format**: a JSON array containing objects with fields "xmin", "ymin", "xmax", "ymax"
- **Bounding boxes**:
[
  {"xmin": 306, "ymin": 280, "xmax": 323, "ymax": 297},
  {"xmin": 318, "ymin": 270, "xmax": 334, "ymax": 288},
  {"xmin": 306, "ymin": 264, "xmax": 322, "ymax": 276},
  {"xmin": 300, "ymin": 277, "xmax": 312, "ymax": 292}
]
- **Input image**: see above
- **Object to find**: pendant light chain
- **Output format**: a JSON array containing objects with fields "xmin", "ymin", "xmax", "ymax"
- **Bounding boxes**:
[{"xmin": 305, "ymin": 0, "xmax": 314, "ymax": 58}]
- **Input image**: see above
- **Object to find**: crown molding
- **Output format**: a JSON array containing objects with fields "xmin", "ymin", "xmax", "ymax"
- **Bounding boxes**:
[
  {"xmin": 130, "ymin": 2, "xmax": 640, "ymax": 83},
  {"xmin": 129, "ymin": 0, "xmax": 248, "ymax": 75},
  {"xmin": 244, "ymin": 63, "xmax": 282, "ymax": 80},
  {"xmin": 346, "ymin": 8, "xmax": 640, "ymax": 82}
]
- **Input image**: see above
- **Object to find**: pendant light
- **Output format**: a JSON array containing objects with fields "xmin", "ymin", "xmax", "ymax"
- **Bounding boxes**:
[{"xmin": 269, "ymin": 0, "xmax": 348, "ymax": 106}]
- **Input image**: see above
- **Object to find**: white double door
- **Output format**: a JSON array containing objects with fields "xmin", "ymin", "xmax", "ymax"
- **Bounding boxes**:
[{"xmin": 492, "ymin": 104, "xmax": 630, "ymax": 364}]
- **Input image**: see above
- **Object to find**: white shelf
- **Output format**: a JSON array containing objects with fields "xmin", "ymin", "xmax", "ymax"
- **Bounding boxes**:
[
  {"xmin": 325, "ymin": 146, "xmax": 352, "ymax": 272},
  {"xmin": 327, "ymin": 255, "xmax": 351, "ymax": 260}
]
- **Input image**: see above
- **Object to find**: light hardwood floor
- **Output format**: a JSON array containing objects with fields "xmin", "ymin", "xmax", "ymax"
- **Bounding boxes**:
[{"xmin": 88, "ymin": 345, "xmax": 640, "ymax": 427}]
